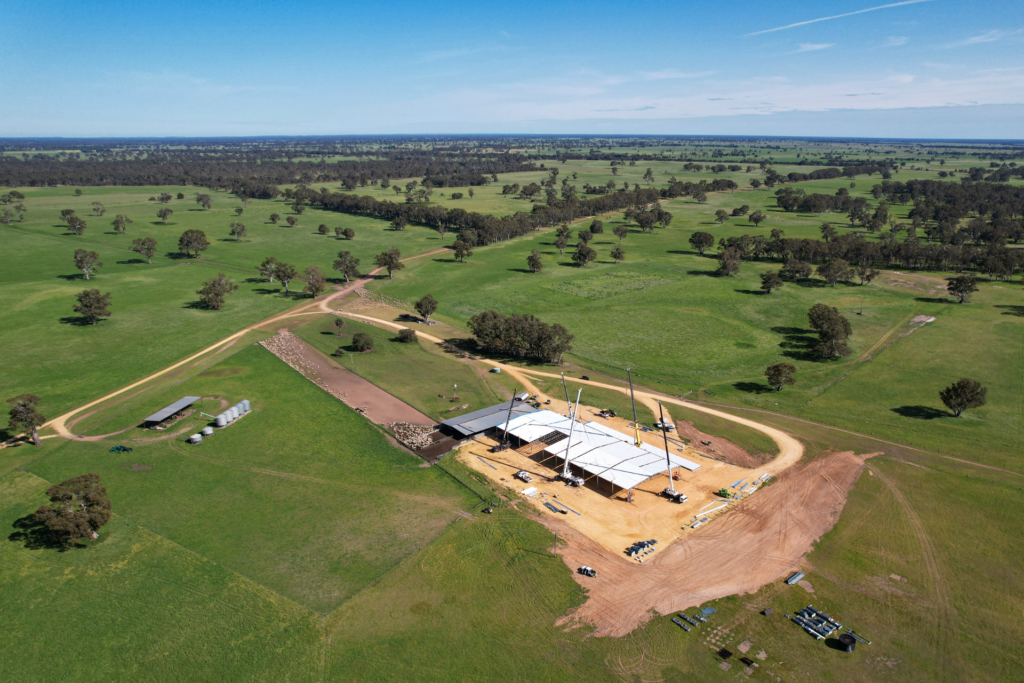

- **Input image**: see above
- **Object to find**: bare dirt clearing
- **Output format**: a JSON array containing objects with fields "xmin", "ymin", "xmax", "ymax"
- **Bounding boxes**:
[
  {"xmin": 545, "ymin": 450, "xmax": 877, "ymax": 637},
  {"xmin": 673, "ymin": 419, "xmax": 769, "ymax": 468}
]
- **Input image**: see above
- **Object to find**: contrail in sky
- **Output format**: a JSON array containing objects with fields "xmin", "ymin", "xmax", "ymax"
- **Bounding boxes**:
[{"xmin": 747, "ymin": 0, "xmax": 933, "ymax": 36}]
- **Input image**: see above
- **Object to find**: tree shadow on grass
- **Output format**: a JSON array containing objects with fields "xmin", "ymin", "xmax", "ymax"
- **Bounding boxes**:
[
  {"xmin": 892, "ymin": 405, "xmax": 948, "ymax": 420},
  {"xmin": 995, "ymin": 305, "xmax": 1024, "ymax": 317},
  {"xmin": 8, "ymin": 515, "xmax": 74, "ymax": 552},
  {"xmin": 734, "ymin": 289, "xmax": 763, "ymax": 295},
  {"xmin": 251, "ymin": 288, "xmax": 281, "ymax": 295},
  {"xmin": 165, "ymin": 252, "xmax": 192, "ymax": 261},
  {"xmin": 667, "ymin": 249, "xmax": 701, "ymax": 256},
  {"xmin": 58, "ymin": 316, "xmax": 96, "ymax": 326},
  {"xmin": 56, "ymin": 274, "xmax": 81, "ymax": 281},
  {"xmin": 116, "ymin": 258, "xmax": 147, "ymax": 265},
  {"xmin": 686, "ymin": 269, "xmax": 718, "ymax": 277},
  {"xmin": 792, "ymin": 279, "xmax": 827, "ymax": 288},
  {"xmin": 915, "ymin": 297, "xmax": 950, "ymax": 304},
  {"xmin": 771, "ymin": 326, "xmax": 818, "ymax": 361},
  {"xmin": 734, "ymin": 381, "xmax": 773, "ymax": 395},
  {"xmin": 507, "ymin": 268, "xmax": 534, "ymax": 274}
]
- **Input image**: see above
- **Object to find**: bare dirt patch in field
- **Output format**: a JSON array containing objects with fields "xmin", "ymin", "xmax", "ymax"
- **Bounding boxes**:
[
  {"xmin": 260, "ymin": 331, "xmax": 434, "ymax": 426},
  {"xmin": 545, "ymin": 450, "xmax": 877, "ymax": 637},
  {"xmin": 674, "ymin": 419, "xmax": 769, "ymax": 468}
]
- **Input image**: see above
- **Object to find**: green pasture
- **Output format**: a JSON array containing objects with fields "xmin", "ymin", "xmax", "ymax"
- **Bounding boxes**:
[
  {"xmin": 21, "ymin": 345, "xmax": 480, "ymax": 612},
  {"xmin": 292, "ymin": 315, "xmax": 521, "ymax": 421},
  {"xmin": 0, "ymin": 185, "xmax": 442, "ymax": 417}
]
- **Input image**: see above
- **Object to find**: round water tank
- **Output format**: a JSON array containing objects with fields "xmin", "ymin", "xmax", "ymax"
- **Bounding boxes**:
[
  {"xmin": 241, "ymin": 399, "xmax": 250, "ymax": 412},
  {"xmin": 838, "ymin": 634, "xmax": 856, "ymax": 653},
  {"xmin": 234, "ymin": 403, "xmax": 244, "ymax": 414},
  {"xmin": 215, "ymin": 415, "xmax": 227, "ymax": 428},
  {"xmin": 229, "ymin": 407, "xmax": 239, "ymax": 420},
  {"xmin": 190, "ymin": 434, "xmax": 202, "ymax": 444},
  {"xmin": 202, "ymin": 426, "xmax": 214, "ymax": 437}
]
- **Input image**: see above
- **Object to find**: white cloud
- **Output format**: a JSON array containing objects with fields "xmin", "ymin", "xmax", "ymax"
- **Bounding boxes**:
[
  {"xmin": 947, "ymin": 29, "xmax": 1022, "ymax": 47},
  {"xmin": 794, "ymin": 43, "xmax": 834, "ymax": 53},
  {"xmin": 885, "ymin": 36, "xmax": 909, "ymax": 47},
  {"xmin": 747, "ymin": 0, "xmax": 932, "ymax": 36}
]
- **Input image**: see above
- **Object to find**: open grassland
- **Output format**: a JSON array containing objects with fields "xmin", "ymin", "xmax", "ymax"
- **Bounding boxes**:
[
  {"xmin": 368, "ymin": 189, "xmax": 1023, "ymax": 470},
  {"xmin": 0, "ymin": 471, "xmax": 323, "ymax": 683},
  {"xmin": 292, "ymin": 315, "xmax": 520, "ymax": 421},
  {"xmin": 0, "ymin": 185, "xmax": 444, "ymax": 417},
  {"xmin": 20, "ymin": 345, "xmax": 480, "ymax": 612}
]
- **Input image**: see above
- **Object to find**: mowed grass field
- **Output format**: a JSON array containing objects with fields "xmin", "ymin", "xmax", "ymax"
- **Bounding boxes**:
[{"xmin": 0, "ymin": 185, "xmax": 444, "ymax": 418}]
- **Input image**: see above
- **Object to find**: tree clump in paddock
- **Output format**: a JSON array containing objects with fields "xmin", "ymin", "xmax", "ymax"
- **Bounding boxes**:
[
  {"xmin": 469, "ymin": 310, "xmax": 573, "ymax": 364},
  {"xmin": 415, "ymin": 294, "xmax": 438, "ymax": 322},
  {"xmin": 196, "ymin": 274, "xmax": 238, "ymax": 310},
  {"xmin": 7, "ymin": 393, "xmax": 46, "ymax": 446},
  {"xmin": 765, "ymin": 362, "xmax": 796, "ymax": 392},
  {"xmin": 947, "ymin": 275, "xmax": 978, "ymax": 303},
  {"xmin": 33, "ymin": 473, "xmax": 112, "ymax": 546},
  {"xmin": 73, "ymin": 289, "xmax": 112, "ymax": 325},
  {"xmin": 178, "ymin": 229, "xmax": 209, "ymax": 258},
  {"xmin": 397, "ymin": 329, "xmax": 417, "ymax": 344},
  {"xmin": 351, "ymin": 332, "xmax": 374, "ymax": 352},
  {"xmin": 808, "ymin": 303, "xmax": 852, "ymax": 359},
  {"xmin": 940, "ymin": 378, "xmax": 986, "ymax": 417}
]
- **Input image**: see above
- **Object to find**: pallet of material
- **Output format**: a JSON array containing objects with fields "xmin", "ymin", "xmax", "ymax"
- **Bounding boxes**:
[
  {"xmin": 543, "ymin": 502, "xmax": 565, "ymax": 514},
  {"xmin": 672, "ymin": 617, "xmax": 691, "ymax": 631},
  {"xmin": 520, "ymin": 487, "xmax": 539, "ymax": 497}
]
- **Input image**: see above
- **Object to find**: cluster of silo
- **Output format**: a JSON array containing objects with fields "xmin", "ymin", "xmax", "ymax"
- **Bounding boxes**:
[{"xmin": 214, "ymin": 399, "xmax": 251, "ymax": 428}]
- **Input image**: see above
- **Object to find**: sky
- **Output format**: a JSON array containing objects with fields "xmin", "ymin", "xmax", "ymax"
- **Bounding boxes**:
[{"xmin": 1, "ymin": 0, "xmax": 1022, "ymax": 139}]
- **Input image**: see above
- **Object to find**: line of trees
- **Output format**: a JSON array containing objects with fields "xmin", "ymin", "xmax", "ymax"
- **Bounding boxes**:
[{"xmin": 468, "ymin": 311, "xmax": 574, "ymax": 364}]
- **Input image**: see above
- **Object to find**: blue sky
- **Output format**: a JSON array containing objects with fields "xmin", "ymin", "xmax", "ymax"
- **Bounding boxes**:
[{"xmin": 1, "ymin": 0, "xmax": 1022, "ymax": 138}]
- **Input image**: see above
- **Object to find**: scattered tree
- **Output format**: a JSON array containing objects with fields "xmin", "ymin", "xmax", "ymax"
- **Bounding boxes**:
[
  {"xmin": 714, "ymin": 209, "xmax": 729, "ymax": 224},
  {"xmin": 391, "ymin": 216, "xmax": 407, "ymax": 231},
  {"xmin": 760, "ymin": 270, "xmax": 783, "ymax": 294},
  {"xmin": 196, "ymin": 274, "xmax": 238, "ymax": 309},
  {"xmin": 820, "ymin": 223, "xmax": 838, "ymax": 242},
  {"xmin": 276, "ymin": 262, "xmax": 298, "ymax": 293},
  {"xmin": 32, "ymin": 473, "xmax": 112, "ymax": 545},
  {"xmin": 856, "ymin": 265, "xmax": 880, "ymax": 285},
  {"xmin": 67, "ymin": 216, "xmax": 87, "ymax": 235},
  {"xmin": 572, "ymin": 243, "xmax": 597, "ymax": 267},
  {"xmin": 554, "ymin": 233, "xmax": 570, "ymax": 255},
  {"xmin": 398, "ymin": 328, "xmax": 417, "ymax": 343},
  {"xmin": 130, "ymin": 237, "xmax": 157, "ymax": 264},
  {"xmin": 285, "ymin": 215, "xmax": 298, "ymax": 228},
  {"xmin": 352, "ymin": 332, "xmax": 374, "ymax": 352},
  {"xmin": 303, "ymin": 266, "xmax": 327, "ymax": 297},
  {"xmin": 947, "ymin": 274, "xmax": 978, "ymax": 303},
  {"xmin": 527, "ymin": 249, "xmax": 543, "ymax": 273},
  {"xmin": 7, "ymin": 393, "xmax": 45, "ymax": 446},
  {"xmin": 270, "ymin": 213, "xmax": 280, "ymax": 224},
  {"xmin": 716, "ymin": 247, "xmax": 741, "ymax": 276},
  {"xmin": 332, "ymin": 317, "xmax": 345, "ymax": 335},
  {"xmin": 939, "ymin": 378, "xmax": 987, "ymax": 417},
  {"xmin": 257, "ymin": 256, "xmax": 279, "ymax": 283},
  {"xmin": 780, "ymin": 259, "xmax": 812, "ymax": 280},
  {"xmin": 73, "ymin": 289, "xmax": 112, "ymax": 325},
  {"xmin": 453, "ymin": 240, "xmax": 472, "ymax": 263},
  {"xmin": 235, "ymin": 207, "xmax": 244, "ymax": 216},
  {"xmin": 765, "ymin": 362, "xmax": 797, "ymax": 392},
  {"xmin": 415, "ymin": 294, "xmax": 438, "ymax": 321},
  {"xmin": 589, "ymin": 219, "xmax": 604, "ymax": 234},
  {"xmin": 341, "ymin": 227, "xmax": 355, "ymax": 240},
  {"xmin": 613, "ymin": 224, "xmax": 629, "ymax": 243},
  {"xmin": 748, "ymin": 210, "xmax": 767, "ymax": 227},
  {"xmin": 178, "ymin": 229, "xmax": 209, "ymax": 258},
  {"xmin": 808, "ymin": 303, "xmax": 852, "ymax": 359},
  {"xmin": 157, "ymin": 207, "xmax": 173, "ymax": 223},
  {"xmin": 577, "ymin": 229, "xmax": 593, "ymax": 244},
  {"xmin": 611, "ymin": 245, "xmax": 625, "ymax": 263},
  {"xmin": 111, "ymin": 214, "xmax": 133, "ymax": 234},
  {"xmin": 375, "ymin": 248, "xmax": 404, "ymax": 279},
  {"xmin": 195, "ymin": 193, "xmax": 212, "ymax": 210},
  {"xmin": 318, "ymin": 224, "xmax": 329, "ymax": 235},
  {"xmin": 91, "ymin": 201, "xmax": 105, "ymax": 216},
  {"xmin": 816, "ymin": 259, "xmax": 853, "ymax": 287},
  {"xmin": 73, "ymin": 249, "xmax": 102, "ymax": 280},
  {"xmin": 333, "ymin": 251, "xmax": 360, "ymax": 284},
  {"xmin": 689, "ymin": 231, "xmax": 714, "ymax": 256},
  {"xmin": 229, "ymin": 222, "xmax": 247, "ymax": 241}
]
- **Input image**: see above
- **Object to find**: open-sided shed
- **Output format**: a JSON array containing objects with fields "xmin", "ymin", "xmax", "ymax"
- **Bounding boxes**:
[
  {"xmin": 440, "ymin": 400, "xmax": 539, "ymax": 438},
  {"xmin": 143, "ymin": 396, "xmax": 201, "ymax": 426},
  {"xmin": 498, "ymin": 410, "xmax": 700, "ymax": 494}
]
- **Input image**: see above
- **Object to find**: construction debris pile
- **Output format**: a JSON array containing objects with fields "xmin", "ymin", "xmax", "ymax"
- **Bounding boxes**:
[
  {"xmin": 626, "ymin": 539, "xmax": 658, "ymax": 562},
  {"xmin": 791, "ymin": 605, "xmax": 841, "ymax": 640},
  {"xmin": 389, "ymin": 422, "xmax": 436, "ymax": 449},
  {"xmin": 260, "ymin": 332, "xmax": 349, "ymax": 402}
]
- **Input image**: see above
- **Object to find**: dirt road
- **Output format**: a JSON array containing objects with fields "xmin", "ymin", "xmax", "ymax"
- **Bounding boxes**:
[
  {"xmin": 552, "ymin": 450, "xmax": 877, "ymax": 637},
  {"xmin": 41, "ymin": 248, "xmax": 449, "ymax": 440}
]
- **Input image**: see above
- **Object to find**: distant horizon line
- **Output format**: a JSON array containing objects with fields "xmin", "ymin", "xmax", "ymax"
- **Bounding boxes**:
[{"xmin": 1, "ymin": 133, "xmax": 1023, "ymax": 144}]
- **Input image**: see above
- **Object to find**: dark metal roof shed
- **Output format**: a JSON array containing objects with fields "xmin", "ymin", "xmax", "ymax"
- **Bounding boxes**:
[
  {"xmin": 440, "ymin": 400, "xmax": 539, "ymax": 437},
  {"xmin": 143, "ymin": 396, "xmax": 202, "ymax": 424}
]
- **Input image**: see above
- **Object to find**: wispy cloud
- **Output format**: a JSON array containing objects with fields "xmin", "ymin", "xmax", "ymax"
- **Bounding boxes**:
[
  {"xmin": 947, "ymin": 29, "xmax": 1022, "ymax": 47},
  {"xmin": 885, "ymin": 36, "xmax": 909, "ymax": 47},
  {"xmin": 794, "ymin": 43, "xmax": 834, "ymax": 53},
  {"xmin": 747, "ymin": 0, "xmax": 932, "ymax": 36},
  {"xmin": 640, "ymin": 69, "xmax": 715, "ymax": 81}
]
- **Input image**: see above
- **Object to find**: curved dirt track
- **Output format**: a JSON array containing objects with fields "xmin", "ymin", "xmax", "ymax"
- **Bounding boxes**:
[
  {"xmin": 337, "ymin": 311, "xmax": 804, "ymax": 475},
  {"xmin": 42, "ymin": 249, "xmax": 449, "ymax": 440},
  {"xmin": 552, "ymin": 451, "xmax": 877, "ymax": 637}
]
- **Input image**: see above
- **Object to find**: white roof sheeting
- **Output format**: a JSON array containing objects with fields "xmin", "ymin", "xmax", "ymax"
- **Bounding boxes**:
[{"xmin": 499, "ymin": 410, "xmax": 700, "ymax": 490}]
